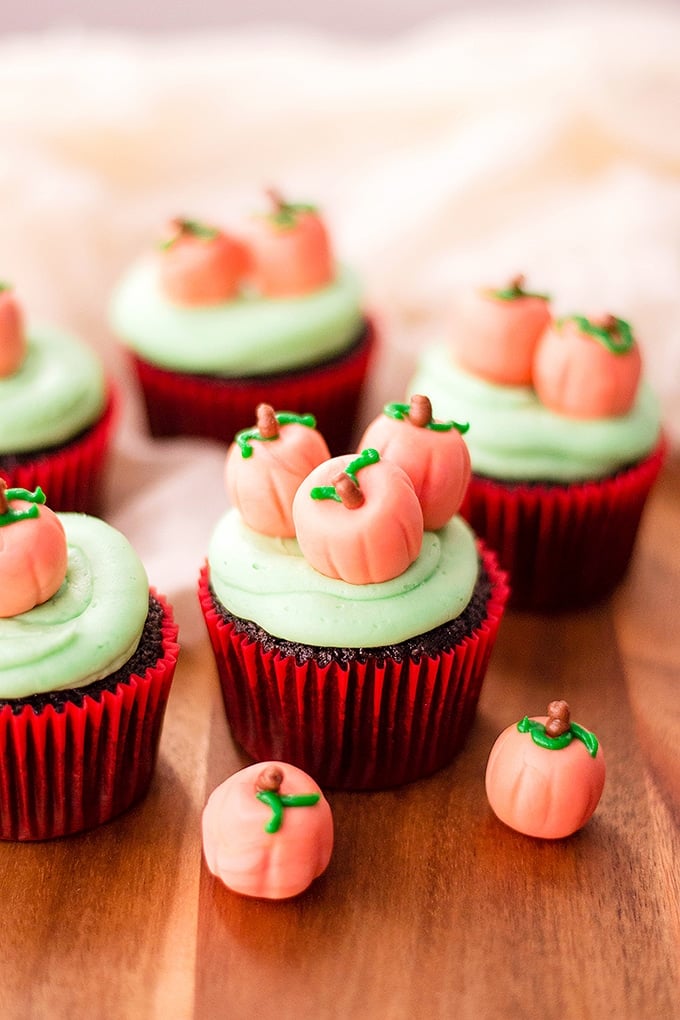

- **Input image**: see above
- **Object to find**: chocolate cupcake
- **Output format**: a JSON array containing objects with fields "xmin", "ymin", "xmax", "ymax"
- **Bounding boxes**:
[
  {"xmin": 0, "ymin": 283, "xmax": 116, "ymax": 514},
  {"xmin": 110, "ymin": 193, "xmax": 375, "ymax": 454},
  {"xmin": 198, "ymin": 404, "xmax": 508, "ymax": 790},
  {"xmin": 0, "ymin": 481, "xmax": 179, "ymax": 840},
  {"xmin": 408, "ymin": 279, "xmax": 665, "ymax": 609}
]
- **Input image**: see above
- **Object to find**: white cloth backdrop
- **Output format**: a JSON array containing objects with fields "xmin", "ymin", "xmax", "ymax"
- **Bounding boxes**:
[{"xmin": 0, "ymin": 6, "xmax": 678, "ymax": 643}]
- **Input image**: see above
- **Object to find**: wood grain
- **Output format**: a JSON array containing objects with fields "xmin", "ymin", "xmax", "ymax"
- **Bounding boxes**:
[{"xmin": 1, "ymin": 457, "xmax": 679, "ymax": 1020}]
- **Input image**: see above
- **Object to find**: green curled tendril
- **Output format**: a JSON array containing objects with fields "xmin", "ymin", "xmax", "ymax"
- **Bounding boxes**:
[
  {"xmin": 490, "ymin": 283, "xmax": 550, "ymax": 301},
  {"xmin": 383, "ymin": 402, "xmax": 469, "ymax": 435},
  {"xmin": 517, "ymin": 716, "xmax": 599, "ymax": 758},
  {"xmin": 255, "ymin": 790, "xmax": 321, "ymax": 833},
  {"xmin": 268, "ymin": 201, "xmax": 317, "ymax": 229},
  {"xmin": 557, "ymin": 314, "xmax": 634, "ymax": 355},
  {"xmin": 310, "ymin": 447, "xmax": 380, "ymax": 502},
  {"xmin": 159, "ymin": 218, "xmax": 220, "ymax": 250},
  {"xmin": 235, "ymin": 412, "xmax": 317, "ymax": 458},
  {"xmin": 0, "ymin": 486, "xmax": 46, "ymax": 527}
]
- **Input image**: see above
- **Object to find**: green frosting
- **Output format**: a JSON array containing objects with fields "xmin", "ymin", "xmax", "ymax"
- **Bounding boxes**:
[
  {"xmin": 408, "ymin": 344, "xmax": 661, "ymax": 482},
  {"xmin": 0, "ymin": 326, "xmax": 106, "ymax": 454},
  {"xmin": 109, "ymin": 259, "xmax": 364, "ymax": 376},
  {"xmin": 208, "ymin": 510, "xmax": 479, "ymax": 648},
  {"xmin": 0, "ymin": 513, "xmax": 149, "ymax": 698}
]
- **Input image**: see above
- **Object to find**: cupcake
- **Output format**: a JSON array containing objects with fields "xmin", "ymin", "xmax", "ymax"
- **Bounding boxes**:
[
  {"xmin": 198, "ymin": 403, "xmax": 508, "ymax": 790},
  {"xmin": 0, "ymin": 283, "xmax": 116, "ymax": 513},
  {"xmin": 110, "ymin": 192, "xmax": 375, "ymax": 454},
  {"xmin": 408, "ymin": 278, "xmax": 665, "ymax": 610},
  {"xmin": 0, "ymin": 480, "xmax": 179, "ymax": 840}
]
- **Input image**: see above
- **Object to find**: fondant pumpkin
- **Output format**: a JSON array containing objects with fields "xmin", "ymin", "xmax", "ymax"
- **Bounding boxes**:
[
  {"xmin": 358, "ymin": 395, "xmax": 471, "ymax": 530},
  {"xmin": 292, "ymin": 448, "xmax": 423, "ymax": 584},
  {"xmin": 245, "ymin": 189, "xmax": 334, "ymax": 298},
  {"xmin": 0, "ymin": 481, "xmax": 68, "ymax": 617},
  {"xmin": 451, "ymin": 275, "xmax": 551, "ymax": 386},
  {"xmin": 158, "ymin": 217, "xmax": 249, "ymax": 305},
  {"xmin": 533, "ymin": 314, "xmax": 642, "ymax": 418},
  {"xmin": 485, "ymin": 700, "xmax": 606, "ymax": 839},
  {"xmin": 201, "ymin": 761, "xmax": 333, "ymax": 899},
  {"xmin": 225, "ymin": 404, "xmax": 330, "ymax": 537},
  {"xmin": 0, "ymin": 284, "xmax": 26, "ymax": 378}
]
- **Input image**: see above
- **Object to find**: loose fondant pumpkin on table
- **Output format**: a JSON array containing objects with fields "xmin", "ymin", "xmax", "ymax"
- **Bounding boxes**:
[
  {"xmin": 485, "ymin": 701, "xmax": 606, "ymax": 839},
  {"xmin": 358, "ymin": 395, "xmax": 471, "ymax": 531},
  {"xmin": 533, "ymin": 313, "xmax": 642, "ymax": 418},
  {"xmin": 202, "ymin": 761, "xmax": 333, "ymax": 899},
  {"xmin": 292, "ymin": 448, "xmax": 424, "ymax": 584},
  {"xmin": 451, "ymin": 274, "xmax": 551, "ymax": 386},
  {"xmin": 225, "ymin": 403, "xmax": 330, "ymax": 537}
]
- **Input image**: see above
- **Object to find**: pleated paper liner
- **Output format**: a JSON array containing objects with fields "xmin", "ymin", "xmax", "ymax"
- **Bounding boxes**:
[
  {"xmin": 198, "ymin": 542, "xmax": 508, "ymax": 791},
  {"xmin": 129, "ymin": 317, "xmax": 377, "ymax": 455},
  {"xmin": 0, "ymin": 590, "xmax": 179, "ymax": 841},
  {"xmin": 0, "ymin": 384, "xmax": 118, "ymax": 515},
  {"xmin": 460, "ymin": 435, "xmax": 667, "ymax": 611}
]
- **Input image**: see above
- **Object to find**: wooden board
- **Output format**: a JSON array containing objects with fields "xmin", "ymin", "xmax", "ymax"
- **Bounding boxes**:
[{"xmin": 1, "ymin": 455, "xmax": 679, "ymax": 1020}]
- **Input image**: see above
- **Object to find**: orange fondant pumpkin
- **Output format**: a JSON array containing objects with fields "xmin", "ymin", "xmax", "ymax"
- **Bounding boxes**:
[
  {"xmin": 158, "ymin": 217, "xmax": 249, "ymax": 305},
  {"xmin": 225, "ymin": 404, "xmax": 330, "ymax": 537},
  {"xmin": 245, "ymin": 190, "xmax": 334, "ymax": 298},
  {"xmin": 485, "ymin": 701, "xmax": 606, "ymax": 839},
  {"xmin": 533, "ymin": 314, "xmax": 642, "ymax": 418},
  {"xmin": 292, "ymin": 449, "xmax": 423, "ymax": 584},
  {"xmin": 201, "ymin": 761, "xmax": 333, "ymax": 899},
  {"xmin": 358, "ymin": 395, "xmax": 471, "ymax": 531},
  {"xmin": 451, "ymin": 275, "xmax": 551, "ymax": 386},
  {"xmin": 0, "ymin": 482, "xmax": 68, "ymax": 617},
  {"xmin": 0, "ymin": 286, "xmax": 26, "ymax": 378}
]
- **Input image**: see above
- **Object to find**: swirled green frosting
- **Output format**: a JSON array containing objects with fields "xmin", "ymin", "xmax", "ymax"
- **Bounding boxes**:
[
  {"xmin": 208, "ymin": 510, "xmax": 479, "ymax": 648},
  {"xmin": 408, "ymin": 345, "xmax": 661, "ymax": 482},
  {"xmin": 0, "ymin": 514, "xmax": 149, "ymax": 698},
  {"xmin": 0, "ymin": 326, "xmax": 106, "ymax": 454},
  {"xmin": 109, "ymin": 259, "xmax": 363, "ymax": 376}
]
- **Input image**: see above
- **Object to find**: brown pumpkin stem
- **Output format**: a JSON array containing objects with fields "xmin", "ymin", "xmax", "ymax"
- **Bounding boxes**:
[
  {"xmin": 255, "ymin": 765, "xmax": 284, "ymax": 794},
  {"xmin": 509, "ymin": 273, "xmax": 526, "ymax": 292},
  {"xmin": 256, "ymin": 403, "xmax": 279, "ymax": 440},
  {"xmin": 265, "ymin": 187, "xmax": 285, "ymax": 213},
  {"xmin": 595, "ymin": 313, "xmax": 618, "ymax": 335},
  {"xmin": 545, "ymin": 700, "xmax": 571, "ymax": 738},
  {"xmin": 334, "ymin": 472, "xmax": 364, "ymax": 509},
  {"xmin": 408, "ymin": 395, "xmax": 432, "ymax": 428},
  {"xmin": 0, "ymin": 479, "xmax": 8, "ymax": 515}
]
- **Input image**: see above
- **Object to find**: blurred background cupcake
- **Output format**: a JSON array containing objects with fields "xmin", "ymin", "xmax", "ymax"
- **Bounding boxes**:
[
  {"xmin": 110, "ymin": 191, "xmax": 375, "ymax": 454},
  {"xmin": 0, "ymin": 283, "xmax": 116, "ymax": 513},
  {"xmin": 409, "ymin": 281, "xmax": 665, "ymax": 609}
]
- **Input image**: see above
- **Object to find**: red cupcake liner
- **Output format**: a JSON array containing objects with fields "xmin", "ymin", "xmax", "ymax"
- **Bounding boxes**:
[
  {"xmin": 198, "ymin": 543, "xmax": 508, "ymax": 790},
  {"xmin": 129, "ymin": 318, "xmax": 377, "ymax": 455},
  {"xmin": 460, "ymin": 436, "xmax": 667, "ymax": 611},
  {"xmin": 0, "ymin": 384, "xmax": 118, "ymax": 515},
  {"xmin": 0, "ymin": 589, "xmax": 179, "ymax": 841}
]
